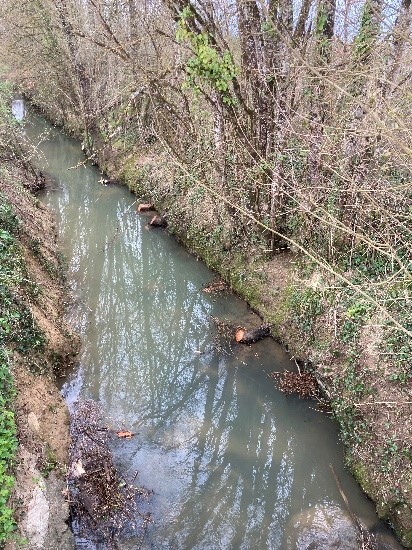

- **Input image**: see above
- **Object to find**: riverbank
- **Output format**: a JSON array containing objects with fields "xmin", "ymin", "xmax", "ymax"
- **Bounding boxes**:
[
  {"xmin": 94, "ymin": 141, "xmax": 411, "ymax": 547},
  {"xmin": 0, "ymin": 92, "xmax": 78, "ymax": 547}
]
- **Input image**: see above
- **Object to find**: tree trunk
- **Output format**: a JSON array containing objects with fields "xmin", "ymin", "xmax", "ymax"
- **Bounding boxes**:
[
  {"xmin": 386, "ymin": 0, "xmax": 412, "ymax": 92},
  {"xmin": 53, "ymin": 0, "xmax": 93, "ymax": 150}
]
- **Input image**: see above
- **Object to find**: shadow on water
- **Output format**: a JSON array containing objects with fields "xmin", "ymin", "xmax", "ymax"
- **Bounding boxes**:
[{"xmin": 19, "ymin": 105, "xmax": 402, "ymax": 549}]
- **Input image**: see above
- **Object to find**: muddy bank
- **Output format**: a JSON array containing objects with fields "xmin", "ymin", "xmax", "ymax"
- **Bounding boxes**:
[
  {"xmin": 1, "ymin": 164, "xmax": 79, "ymax": 549},
  {"xmin": 92, "ymin": 143, "xmax": 411, "ymax": 548}
]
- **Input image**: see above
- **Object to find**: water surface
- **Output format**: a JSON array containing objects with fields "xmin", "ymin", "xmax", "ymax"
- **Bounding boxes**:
[{"xmin": 23, "ymin": 108, "xmax": 401, "ymax": 549}]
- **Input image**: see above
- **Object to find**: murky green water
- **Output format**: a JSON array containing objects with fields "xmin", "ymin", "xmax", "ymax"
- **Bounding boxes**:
[{"xmin": 21, "ymin": 107, "xmax": 401, "ymax": 549}]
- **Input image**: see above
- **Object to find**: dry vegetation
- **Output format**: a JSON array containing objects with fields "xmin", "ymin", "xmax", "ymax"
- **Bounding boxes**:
[{"xmin": 68, "ymin": 400, "xmax": 152, "ymax": 548}]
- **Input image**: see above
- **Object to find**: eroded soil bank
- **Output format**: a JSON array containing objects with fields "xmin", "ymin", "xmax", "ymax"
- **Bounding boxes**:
[{"xmin": 1, "ymin": 164, "xmax": 78, "ymax": 549}]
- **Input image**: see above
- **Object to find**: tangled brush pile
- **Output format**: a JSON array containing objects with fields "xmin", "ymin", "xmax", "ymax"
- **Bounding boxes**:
[{"xmin": 68, "ymin": 400, "xmax": 152, "ymax": 548}]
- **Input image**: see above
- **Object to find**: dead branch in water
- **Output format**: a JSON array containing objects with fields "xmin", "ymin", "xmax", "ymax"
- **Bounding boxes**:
[
  {"xmin": 202, "ymin": 278, "xmax": 228, "ymax": 293},
  {"xmin": 330, "ymin": 464, "xmax": 377, "ymax": 550},
  {"xmin": 68, "ymin": 400, "xmax": 152, "ymax": 548}
]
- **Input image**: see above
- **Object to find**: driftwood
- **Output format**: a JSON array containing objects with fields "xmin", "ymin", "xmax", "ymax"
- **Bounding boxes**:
[
  {"xmin": 148, "ymin": 215, "xmax": 167, "ymax": 228},
  {"xmin": 330, "ymin": 465, "xmax": 377, "ymax": 549},
  {"xmin": 98, "ymin": 177, "xmax": 115, "ymax": 185},
  {"xmin": 211, "ymin": 317, "xmax": 271, "ymax": 348},
  {"xmin": 137, "ymin": 203, "xmax": 155, "ymax": 213},
  {"xmin": 235, "ymin": 324, "xmax": 271, "ymax": 344}
]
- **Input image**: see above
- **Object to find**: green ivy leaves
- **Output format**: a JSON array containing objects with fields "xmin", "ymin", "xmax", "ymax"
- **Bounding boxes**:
[
  {"xmin": 176, "ymin": 7, "xmax": 238, "ymax": 105},
  {"xmin": 0, "ymin": 349, "xmax": 17, "ymax": 543},
  {"xmin": 0, "ymin": 198, "xmax": 45, "ymax": 542}
]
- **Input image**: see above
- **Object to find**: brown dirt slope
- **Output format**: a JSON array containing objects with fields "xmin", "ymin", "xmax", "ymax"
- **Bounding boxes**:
[{"xmin": 1, "ymin": 166, "xmax": 79, "ymax": 550}]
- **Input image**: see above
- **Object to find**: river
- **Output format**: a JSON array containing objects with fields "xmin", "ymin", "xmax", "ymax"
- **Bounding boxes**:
[{"xmin": 16, "ymin": 100, "xmax": 401, "ymax": 549}]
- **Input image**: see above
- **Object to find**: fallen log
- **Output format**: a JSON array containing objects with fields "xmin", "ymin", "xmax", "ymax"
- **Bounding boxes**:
[
  {"xmin": 235, "ymin": 324, "xmax": 271, "ymax": 344},
  {"xmin": 149, "ymin": 215, "xmax": 167, "ymax": 228},
  {"xmin": 137, "ymin": 203, "xmax": 155, "ymax": 213}
]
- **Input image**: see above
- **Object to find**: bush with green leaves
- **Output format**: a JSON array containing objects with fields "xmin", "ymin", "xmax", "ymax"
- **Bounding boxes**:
[{"xmin": 176, "ymin": 6, "xmax": 238, "ymax": 105}]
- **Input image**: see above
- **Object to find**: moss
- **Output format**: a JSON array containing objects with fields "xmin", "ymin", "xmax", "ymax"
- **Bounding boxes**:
[
  {"xmin": 265, "ymin": 284, "xmax": 294, "ymax": 337},
  {"xmin": 118, "ymin": 155, "xmax": 151, "ymax": 196},
  {"xmin": 41, "ymin": 445, "xmax": 58, "ymax": 478},
  {"xmin": 351, "ymin": 460, "xmax": 376, "ymax": 498},
  {"xmin": 350, "ymin": 459, "xmax": 412, "ymax": 547},
  {"xmin": 400, "ymin": 529, "xmax": 412, "ymax": 548},
  {"xmin": 225, "ymin": 260, "xmax": 264, "ymax": 311}
]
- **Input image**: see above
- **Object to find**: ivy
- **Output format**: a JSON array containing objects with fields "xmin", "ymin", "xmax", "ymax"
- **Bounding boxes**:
[
  {"xmin": 0, "ymin": 198, "xmax": 46, "ymax": 542},
  {"xmin": 0, "ymin": 350, "xmax": 17, "ymax": 544},
  {"xmin": 176, "ymin": 7, "xmax": 238, "ymax": 105},
  {"xmin": 354, "ymin": 0, "xmax": 379, "ymax": 63}
]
